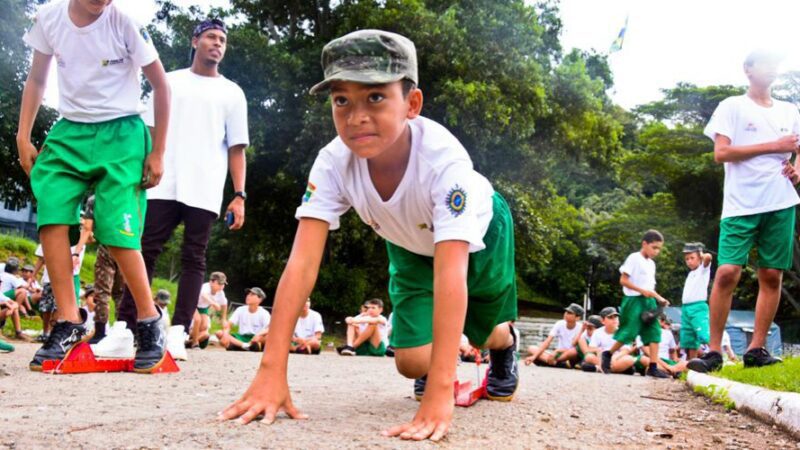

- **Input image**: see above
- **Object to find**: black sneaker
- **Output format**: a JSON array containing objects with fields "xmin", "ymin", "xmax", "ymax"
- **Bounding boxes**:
[
  {"xmin": 88, "ymin": 322, "xmax": 106, "ymax": 345},
  {"xmin": 340, "ymin": 345, "xmax": 355, "ymax": 356},
  {"xmin": 29, "ymin": 309, "xmax": 93, "ymax": 371},
  {"xmin": 580, "ymin": 362, "xmax": 597, "ymax": 372},
  {"xmin": 133, "ymin": 309, "xmax": 167, "ymax": 373},
  {"xmin": 35, "ymin": 333, "xmax": 48, "ymax": 343},
  {"xmin": 414, "ymin": 375, "xmax": 427, "ymax": 401},
  {"xmin": 385, "ymin": 346, "xmax": 395, "ymax": 357},
  {"xmin": 486, "ymin": 323, "xmax": 519, "ymax": 401},
  {"xmin": 646, "ymin": 365, "xmax": 670, "ymax": 378},
  {"xmin": 687, "ymin": 350, "xmax": 723, "ymax": 373},
  {"xmin": 600, "ymin": 351, "xmax": 612, "ymax": 374},
  {"xmin": 743, "ymin": 347, "xmax": 782, "ymax": 368}
]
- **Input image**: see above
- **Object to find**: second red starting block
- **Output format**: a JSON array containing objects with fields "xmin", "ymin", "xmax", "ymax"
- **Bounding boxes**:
[{"xmin": 41, "ymin": 342, "xmax": 180, "ymax": 374}]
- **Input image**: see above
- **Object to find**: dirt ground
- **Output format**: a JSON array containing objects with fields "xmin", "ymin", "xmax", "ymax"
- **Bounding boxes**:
[{"xmin": 0, "ymin": 344, "xmax": 797, "ymax": 449}]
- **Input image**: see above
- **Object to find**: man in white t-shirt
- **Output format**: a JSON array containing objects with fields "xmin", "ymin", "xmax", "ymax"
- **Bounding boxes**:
[
  {"xmin": 118, "ymin": 18, "xmax": 249, "ymax": 339},
  {"xmin": 691, "ymin": 50, "xmax": 800, "ymax": 372},
  {"xmin": 680, "ymin": 243, "xmax": 713, "ymax": 360},
  {"xmin": 217, "ymin": 288, "xmax": 270, "ymax": 351},
  {"xmin": 291, "ymin": 298, "xmax": 324, "ymax": 354},
  {"xmin": 524, "ymin": 303, "xmax": 584, "ymax": 368},
  {"xmin": 189, "ymin": 272, "xmax": 228, "ymax": 349}
]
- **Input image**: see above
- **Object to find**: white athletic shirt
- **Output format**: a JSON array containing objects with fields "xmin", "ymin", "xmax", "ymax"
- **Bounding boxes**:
[
  {"xmin": 636, "ymin": 329, "xmax": 676, "ymax": 360},
  {"xmin": 294, "ymin": 309, "xmax": 324, "ymax": 339},
  {"xmin": 34, "ymin": 244, "xmax": 84, "ymax": 283},
  {"xmin": 197, "ymin": 282, "xmax": 227, "ymax": 309},
  {"xmin": 721, "ymin": 330, "xmax": 732, "ymax": 349},
  {"xmin": 0, "ymin": 273, "xmax": 26, "ymax": 293},
  {"xmin": 548, "ymin": 320, "xmax": 582, "ymax": 350},
  {"xmin": 296, "ymin": 116, "xmax": 495, "ymax": 257},
  {"xmin": 143, "ymin": 69, "xmax": 250, "ymax": 215},
  {"xmin": 23, "ymin": 0, "xmax": 158, "ymax": 123},
  {"xmin": 229, "ymin": 306, "xmax": 270, "ymax": 335},
  {"xmin": 619, "ymin": 251, "xmax": 656, "ymax": 296},
  {"xmin": 589, "ymin": 327, "xmax": 617, "ymax": 351},
  {"xmin": 704, "ymin": 95, "xmax": 800, "ymax": 219},
  {"xmin": 682, "ymin": 263, "xmax": 711, "ymax": 304}
]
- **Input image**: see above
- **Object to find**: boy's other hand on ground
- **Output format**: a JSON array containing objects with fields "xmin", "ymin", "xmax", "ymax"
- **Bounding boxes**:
[
  {"xmin": 218, "ymin": 369, "xmax": 308, "ymax": 425},
  {"xmin": 141, "ymin": 153, "xmax": 164, "ymax": 189},
  {"xmin": 16, "ymin": 139, "xmax": 38, "ymax": 177},
  {"xmin": 383, "ymin": 381, "xmax": 454, "ymax": 441}
]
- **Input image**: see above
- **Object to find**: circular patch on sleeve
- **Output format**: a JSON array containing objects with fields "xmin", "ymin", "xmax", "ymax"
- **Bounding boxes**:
[{"xmin": 445, "ymin": 185, "xmax": 467, "ymax": 217}]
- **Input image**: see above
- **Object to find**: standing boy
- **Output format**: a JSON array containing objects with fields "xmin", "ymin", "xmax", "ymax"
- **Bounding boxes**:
[
  {"xmin": 680, "ymin": 243, "xmax": 713, "ymax": 360},
  {"xmin": 219, "ymin": 30, "xmax": 518, "ymax": 441},
  {"xmin": 600, "ymin": 230, "xmax": 670, "ymax": 378},
  {"xmin": 524, "ymin": 303, "xmax": 584, "ymax": 367},
  {"xmin": 17, "ymin": 0, "xmax": 171, "ymax": 372},
  {"xmin": 690, "ymin": 50, "xmax": 800, "ymax": 372}
]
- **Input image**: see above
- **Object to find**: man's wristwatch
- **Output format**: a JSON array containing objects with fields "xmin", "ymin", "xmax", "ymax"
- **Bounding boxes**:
[{"xmin": 234, "ymin": 191, "xmax": 247, "ymax": 201}]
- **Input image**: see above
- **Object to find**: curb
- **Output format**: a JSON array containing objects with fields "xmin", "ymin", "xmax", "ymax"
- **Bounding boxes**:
[{"xmin": 686, "ymin": 370, "xmax": 800, "ymax": 439}]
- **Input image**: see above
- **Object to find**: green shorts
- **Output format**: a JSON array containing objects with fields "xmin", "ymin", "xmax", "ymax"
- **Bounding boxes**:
[
  {"xmin": 387, "ymin": 193, "xmax": 518, "ymax": 348},
  {"xmin": 576, "ymin": 337, "xmax": 591, "ymax": 361},
  {"xmin": 718, "ymin": 207, "xmax": 795, "ymax": 270},
  {"xmin": 356, "ymin": 341, "xmax": 386, "ymax": 357},
  {"xmin": 633, "ymin": 355, "xmax": 645, "ymax": 371},
  {"xmin": 31, "ymin": 116, "xmax": 151, "ymax": 250},
  {"xmin": 73, "ymin": 275, "xmax": 80, "ymax": 302},
  {"xmin": 660, "ymin": 357, "xmax": 677, "ymax": 366},
  {"xmin": 197, "ymin": 307, "xmax": 210, "ymax": 315},
  {"xmin": 2, "ymin": 289, "xmax": 14, "ymax": 300},
  {"xmin": 680, "ymin": 301, "xmax": 710, "ymax": 350},
  {"xmin": 614, "ymin": 295, "xmax": 661, "ymax": 345},
  {"xmin": 231, "ymin": 333, "xmax": 254, "ymax": 343}
]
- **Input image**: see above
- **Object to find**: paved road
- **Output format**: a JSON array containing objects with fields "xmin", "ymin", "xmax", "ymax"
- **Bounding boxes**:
[{"xmin": 0, "ymin": 344, "xmax": 795, "ymax": 449}]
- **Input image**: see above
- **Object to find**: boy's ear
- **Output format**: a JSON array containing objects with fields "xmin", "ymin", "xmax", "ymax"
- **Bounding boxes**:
[{"xmin": 406, "ymin": 88, "xmax": 423, "ymax": 120}]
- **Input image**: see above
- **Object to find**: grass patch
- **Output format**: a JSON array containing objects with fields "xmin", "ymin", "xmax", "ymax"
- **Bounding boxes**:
[
  {"xmin": 693, "ymin": 383, "xmax": 736, "ymax": 410},
  {"xmin": 714, "ymin": 357, "xmax": 800, "ymax": 394}
]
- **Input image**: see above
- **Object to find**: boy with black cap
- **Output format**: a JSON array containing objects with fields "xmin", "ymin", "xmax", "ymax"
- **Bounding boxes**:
[
  {"xmin": 574, "ymin": 314, "xmax": 603, "ymax": 371},
  {"xmin": 680, "ymin": 243, "xmax": 713, "ymax": 360},
  {"xmin": 220, "ymin": 29, "xmax": 518, "ymax": 441},
  {"xmin": 585, "ymin": 307, "xmax": 644, "ymax": 374},
  {"xmin": 217, "ymin": 287, "xmax": 270, "ymax": 351},
  {"xmin": 118, "ymin": 17, "xmax": 249, "ymax": 348},
  {"xmin": 17, "ymin": 0, "xmax": 171, "ymax": 373},
  {"xmin": 524, "ymin": 302, "xmax": 584, "ymax": 367}
]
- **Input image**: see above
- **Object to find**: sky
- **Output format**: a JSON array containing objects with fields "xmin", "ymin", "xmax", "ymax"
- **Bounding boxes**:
[{"xmin": 39, "ymin": 0, "xmax": 800, "ymax": 110}]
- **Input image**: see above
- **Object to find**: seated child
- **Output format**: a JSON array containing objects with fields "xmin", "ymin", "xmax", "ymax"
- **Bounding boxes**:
[
  {"xmin": 189, "ymin": 272, "xmax": 228, "ymax": 348},
  {"xmin": 154, "ymin": 289, "xmax": 172, "ymax": 329},
  {"xmin": 291, "ymin": 298, "xmax": 324, "ymax": 354},
  {"xmin": 637, "ymin": 315, "xmax": 688, "ymax": 376},
  {"xmin": 217, "ymin": 288, "xmax": 270, "ymax": 351},
  {"xmin": 583, "ymin": 307, "xmax": 647, "ymax": 374},
  {"xmin": 80, "ymin": 284, "xmax": 96, "ymax": 331},
  {"xmin": 21, "ymin": 264, "xmax": 42, "ymax": 315},
  {"xmin": 525, "ymin": 303, "xmax": 584, "ymax": 367},
  {"xmin": 339, "ymin": 298, "xmax": 388, "ymax": 356},
  {"xmin": 574, "ymin": 315, "xmax": 603, "ymax": 371},
  {"xmin": 0, "ymin": 259, "xmax": 30, "ymax": 341}
]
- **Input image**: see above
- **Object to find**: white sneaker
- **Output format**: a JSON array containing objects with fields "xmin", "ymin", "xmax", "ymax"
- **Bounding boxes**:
[
  {"xmin": 166, "ymin": 325, "xmax": 188, "ymax": 361},
  {"xmin": 91, "ymin": 321, "xmax": 135, "ymax": 359}
]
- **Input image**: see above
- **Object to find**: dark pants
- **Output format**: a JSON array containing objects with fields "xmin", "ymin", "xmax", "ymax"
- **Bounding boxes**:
[{"xmin": 118, "ymin": 200, "xmax": 217, "ymax": 330}]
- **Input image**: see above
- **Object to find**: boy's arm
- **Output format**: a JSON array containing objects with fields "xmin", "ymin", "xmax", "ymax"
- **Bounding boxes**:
[
  {"xmin": 619, "ymin": 273, "xmax": 668, "ymax": 305},
  {"xmin": 713, "ymin": 133, "xmax": 798, "ymax": 163},
  {"xmin": 701, "ymin": 252, "xmax": 713, "ymax": 267},
  {"xmin": 385, "ymin": 240, "xmax": 468, "ymax": 441},
  {"xmin": 140, "ymin": 60, "xmax": 170, "ymax": 189},
  {"xmin": 220, "ymin": 218, "xmax": 329, "ymax": 424},
  {"xmin": 530, "ymin": 335, "xmax": 554, "ymax": 360},
  {"xmin": 16, "ymin": 50, "xmax": 52, "ymax": 176}
]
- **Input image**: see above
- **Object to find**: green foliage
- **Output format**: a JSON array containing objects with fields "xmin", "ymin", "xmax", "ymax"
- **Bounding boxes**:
[
  {"xmin": 715, "ymin": 357, "xmax": 800, "ymax": 394},
  {"xmin": 693, "ymin": 383, "xmax": 736, "ymax": 410}
]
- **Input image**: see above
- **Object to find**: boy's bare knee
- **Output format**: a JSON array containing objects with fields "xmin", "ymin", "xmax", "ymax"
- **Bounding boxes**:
[
  {"xmin": 715, "ymin": 265, "xmax": 741, "ymax": 288},
  {"xmin": 394, "ymin": 345, "xmax": 431, "ymax": 379},
  {"xmin": 758, "ymin": 268, "xmax": 782, "ymax": 290}
]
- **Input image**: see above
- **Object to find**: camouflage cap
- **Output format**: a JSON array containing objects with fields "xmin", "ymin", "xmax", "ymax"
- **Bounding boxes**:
[
  {"xmin": 310, "ymin": 29, "xmax": 418, "ymax": 95},
  {"xmin": 155, "ymin": 289, "xmax": 171, "ymax": 304}
]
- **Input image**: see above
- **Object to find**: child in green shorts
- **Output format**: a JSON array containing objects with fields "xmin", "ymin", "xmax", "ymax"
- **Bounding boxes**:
[
  {"xmin": 339, "ymin": 298, "xmax": 388, "ymax": 356},
  {"xmin": 600, "ymin": 230, "xmax": 671, "ymax": 378},
  {"xmin": 220, "ymin": 30, "xmax": 518, "ymax": 441},
  {"xmin": 17, "ymin": 0, "xmax": 171, "ymax": 373},
  {"xmin": 679, "ymin": 243, "xmax": 712, "ymax": 360}
]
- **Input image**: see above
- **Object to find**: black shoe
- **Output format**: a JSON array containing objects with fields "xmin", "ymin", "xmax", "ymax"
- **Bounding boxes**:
[
  {"xmin": 88, "ymin": 322, "xmax": 106, "ymax": 344},
  {"xmin": 414, "ymin": 375, "xmax": 427, "ymax": 401},
  {"xmin": 646, "ymin": 366, "xmax": 670, "ymax": 378},
  {"xmin": 335, "ymin": 345, "xmax": 345, "ymax": 355},
  {"xmin": 133, "ymin": 309, "xmax": 167, "ymax": 373},
  {"xmin": 35, "ymin": 333, "xmax": 48, "ymax": 343},
  {"xmin": 385, "ymin": 345, "xmax": 395, "ymax": 357},
  {"xmin": 621, "ymin": 366, "xmax": 636, "ymax": 376},
  {"xmin": 29, "ymin": 309, "xmax": 93, "ymax": 371},
  {"xmin": 600, "ymin": 351, "xmax": 612, "ymax": 374},
  {"xmin": 580, "ymin": 362, "xmax": 597, "ymax": 372},
  {"xmin": 248, "ymin": 342, "xmax": 262, "ymax": 352},
  {"xmin": 486, "ymin": 323, "xmax": 519, "ymax": 401},
  {"xmin": 554, "ymin": 361, "xmax": 570, "ymax": 369},
  {"xmin": 340, "ymin": 345, "xmax": 355, "ymax": 356},
  {"xmin": 687, "ymin": 350, "xmax": 723, "ymax": 373},
  {"xmin": 743, "ymin": 347, "xmax": 782, "ymax": 368}
]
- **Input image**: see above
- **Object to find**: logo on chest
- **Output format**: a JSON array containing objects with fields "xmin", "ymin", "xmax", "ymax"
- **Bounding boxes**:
[
  {"xmin": 101, "ymin": 58, "xmax": 125, "ymax": 67},
  {"xmin": 744, "ymin": 122, "xmax": 757, "ymax": 132}
]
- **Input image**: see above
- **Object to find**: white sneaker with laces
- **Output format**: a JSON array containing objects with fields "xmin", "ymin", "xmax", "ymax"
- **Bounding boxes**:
[
  {"xmin": 91, "ymin": 321, "xmax": 135, "ymax": 359},
  {"xmin": 167, "ymin": 325, "xmax": 188, "ymax": 361}
]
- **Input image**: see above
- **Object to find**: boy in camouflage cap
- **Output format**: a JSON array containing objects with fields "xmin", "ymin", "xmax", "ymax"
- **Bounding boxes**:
[{"xmin": 221, "ymin": 29, "xmax": 518, "ymax": 442}]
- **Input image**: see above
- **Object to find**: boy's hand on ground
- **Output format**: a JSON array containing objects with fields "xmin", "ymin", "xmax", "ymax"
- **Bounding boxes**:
[
  {"xmin": 218, "ymin": 370, "xmax": 308, "ymax": 425},
  {"xmin": 16, "ymin": 140, "xmax": 38, "ymax": 177},
  {"xmin": 141, "ymin": 153, "xmax": 164, "ymax": 189},
  {"xmin": 383, "ymin": 383, "xmax": 454, "ymax": 441}
]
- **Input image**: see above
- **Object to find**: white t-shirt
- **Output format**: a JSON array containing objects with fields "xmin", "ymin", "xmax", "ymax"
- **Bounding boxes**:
[
  {"xmin": 35, "ymin": 244, "xmax": 84, "ymax": 283},
  {"xmin": 0, "ymin": 272, "xmax": 25, "ymax": 293},
  {"xmin": 589, "ymin": 327, "xmax": 617, "ymax": 351},
  {"xmin": 721, "ymin": 330, "xmax": 732, "ymax": 349},
  {"xmin": 548, "ymin": 320, "xmax": 582, "ymax": 350},
  {"xmin": 197, "ymin": 282, "xmax": 227, "ymax": 309},
  {"xmin": 296, "ymin": 116, "xmax": 495, "ymax": 257},
  {"xmin": 704, "ymin": 95, "xmax": 800, "ymax": 219},
  {"xmin": 229, "ymin": 306, "xmax": 271, "ymax": 335},
  {"xmin": 23, "ymin": 0, "xmax": 158, "ymax": 123},
  {"xmin": 143, "ymin": 69, "xmax": 249, "ymax": 215},
  {"xmin": 619, "ymin": 251, "xmax": 656, "ymax": 296},
  {"xmin": 636, "ymin": 329, "xmax": 676, "ymax": 360},
  {"xmin": 682, "ymin": 263, "xmax": 711, "ymax": 304},
  {"xmin": 294, "ymin": 309, "xmax": 324, "ymax": 339}
]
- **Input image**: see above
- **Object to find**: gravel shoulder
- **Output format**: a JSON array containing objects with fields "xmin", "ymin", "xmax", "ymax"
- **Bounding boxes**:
[{"xmin": 0, "ymin": 344, "xmax": 795, "ymax": 449}]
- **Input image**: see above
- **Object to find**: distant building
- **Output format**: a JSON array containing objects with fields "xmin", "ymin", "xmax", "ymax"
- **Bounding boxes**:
[{"xmin": 0, "ymin": 197, "xmax": 37, "ymax": 239}]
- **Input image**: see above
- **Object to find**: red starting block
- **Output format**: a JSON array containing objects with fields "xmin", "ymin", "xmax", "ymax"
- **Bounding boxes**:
[
  {"xmin": 41, "ymin": 342, "xmax": 179, "ymax": 374},
  {"xmin": 454, "ymin": 349, "xmax": 489, "ymax": 407}
]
